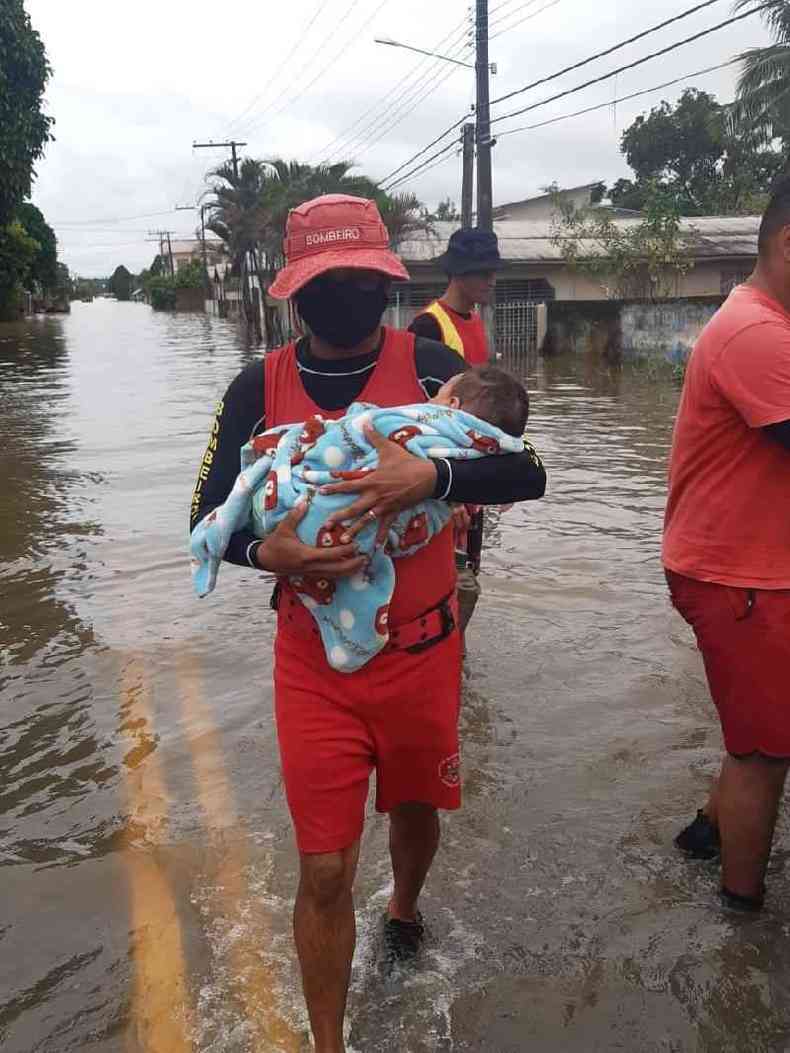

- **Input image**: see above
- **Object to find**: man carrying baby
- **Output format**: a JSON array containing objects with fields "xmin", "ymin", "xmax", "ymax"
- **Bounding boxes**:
[{"xmin": 190, "ymin": 193, "xmax": 546, "ymax": 1053}]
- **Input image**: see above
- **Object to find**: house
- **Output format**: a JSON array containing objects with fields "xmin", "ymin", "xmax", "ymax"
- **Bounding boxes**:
[
  {"xmin": 392, "ymin": 214, "xmax": 758, "ymax": 360},
  {"xmin": 170, "ymin": 239, "xmax": 226, "ymax": 273}
]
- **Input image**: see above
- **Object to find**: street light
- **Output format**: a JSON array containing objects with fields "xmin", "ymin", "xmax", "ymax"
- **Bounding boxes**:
[{"xmin": 374, "ymin": 36, "xmax": 496, "ymax": 74}]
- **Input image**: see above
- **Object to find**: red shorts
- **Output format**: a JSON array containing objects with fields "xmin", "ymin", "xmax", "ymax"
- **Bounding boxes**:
[
  {"xmin": 666, "ymin": 570, "xmax": 790, "ymax": 758},
  {"xmin": 274, "ymin": 622, "xmax": 462, "ymax": 855}
]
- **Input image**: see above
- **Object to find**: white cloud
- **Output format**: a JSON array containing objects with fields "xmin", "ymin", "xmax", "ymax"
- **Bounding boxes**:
[{"xmin": 26, "ymin": 0, "xmax": 770, "ymax": 276}]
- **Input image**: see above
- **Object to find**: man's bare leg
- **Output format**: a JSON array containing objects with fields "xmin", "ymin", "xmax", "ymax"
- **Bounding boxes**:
[
  {"xmin": 388, "ymin": 802, "xmax": 440, "ymax": 921},
  {"xmin": 717, "ymin": 754, "xmax": 790, "ymax": 899},
  {"xmin": 294, "ymin": 841, "xmax": 360, "ymax": 1053}
]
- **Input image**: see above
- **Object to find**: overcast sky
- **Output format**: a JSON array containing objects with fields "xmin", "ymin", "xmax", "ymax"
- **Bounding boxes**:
[{"xmin": 27, "ymin": 0, "xmax": 771, "ymax": 277}]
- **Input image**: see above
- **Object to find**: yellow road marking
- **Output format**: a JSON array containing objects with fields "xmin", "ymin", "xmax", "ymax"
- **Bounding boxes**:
[
  {"xmin": 119, "ymin": 653, "xmax": 194, "ymax": 1053},
  {"xmin": 175, "ymin": 650, "xmax": 302, "ymax": 1052}
]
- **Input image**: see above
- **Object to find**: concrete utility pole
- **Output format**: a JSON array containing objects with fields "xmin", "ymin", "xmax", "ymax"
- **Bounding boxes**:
[
  {"xmin": 475, "ymin": 0, "xmax": 494, "ymax": 232},
  {"xmin": 461, "ymin": 123, "xmax": 475, "ymax": 227},
  {"xmin": 193, "ymin": 140, "xmax": 247, "ymax": 181}
]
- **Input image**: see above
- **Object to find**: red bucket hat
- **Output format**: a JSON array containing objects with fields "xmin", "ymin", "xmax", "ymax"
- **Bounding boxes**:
[{"xmin": 268, "ymin": 194, "xmax": 410, "ymax": 300}]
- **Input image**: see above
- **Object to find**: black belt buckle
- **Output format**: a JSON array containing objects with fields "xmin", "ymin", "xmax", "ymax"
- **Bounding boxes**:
[
  {"xmin": 439, "ymin": 596, "xmax": 456, "ymax": 637},
  {"xmin": 405, "ymin": 595, "xmax": 456, "ymax": 654}
]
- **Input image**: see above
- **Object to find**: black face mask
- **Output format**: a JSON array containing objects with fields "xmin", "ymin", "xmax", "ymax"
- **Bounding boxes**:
[{"xmin": 295, "ymin": 275, "xmax": 388, "ymax": 350}]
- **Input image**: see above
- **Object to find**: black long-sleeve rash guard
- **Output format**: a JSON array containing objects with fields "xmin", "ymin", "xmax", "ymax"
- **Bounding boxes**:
[{"xmin": 190, "ymin": 334, "xmax": 547, "ymax": 568}]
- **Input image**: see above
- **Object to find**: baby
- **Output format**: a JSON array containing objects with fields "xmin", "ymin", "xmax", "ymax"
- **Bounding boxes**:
[{"xmin": 191, "ymin": 366, "xmax": 530, "ymax": 671}]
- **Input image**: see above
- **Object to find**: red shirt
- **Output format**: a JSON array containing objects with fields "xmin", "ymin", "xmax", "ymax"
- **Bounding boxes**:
[{"xmin": 663, "ymin": 283, "xmax": 790, "ymax": 588}]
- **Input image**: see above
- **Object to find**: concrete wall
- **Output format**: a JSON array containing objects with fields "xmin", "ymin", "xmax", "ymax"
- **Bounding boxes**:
[{"xmin": 620, "ymin": 299, "xmax": 722, "ymax": 363}]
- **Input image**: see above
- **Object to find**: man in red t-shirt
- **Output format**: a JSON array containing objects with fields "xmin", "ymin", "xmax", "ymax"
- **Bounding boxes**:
[
  {"xmin": 410, "ymin": 229, "xmax": 503, "ymax": 643},
  {"xmin": 663, "ymin": 180, "xmax": 790, "ymax": 912}
]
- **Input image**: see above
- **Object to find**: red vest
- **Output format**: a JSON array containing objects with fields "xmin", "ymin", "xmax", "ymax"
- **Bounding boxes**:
[
  {"xmin": 425, "ymin": 300, "xmax": 490, "ymax": 365},
  {"xmin": 264, "ymin": 327, "xmax": 455, "ymax": 628}
]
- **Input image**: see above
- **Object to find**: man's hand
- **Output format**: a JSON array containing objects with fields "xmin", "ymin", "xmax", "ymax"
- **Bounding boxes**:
[
  {"xmin": 319, "ymin": 424, "xmax": 437, "ymax": 541},
  {"xmin": 255, "ymin": 501, "xmax": 367, "ymax": 578}
]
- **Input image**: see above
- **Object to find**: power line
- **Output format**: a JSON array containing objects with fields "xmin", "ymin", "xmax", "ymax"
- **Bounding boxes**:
[
  {"xmin": 489, "ymin": 0, "xmax": 544, "ymax": 30},
  {"xmin": 376, "ymin": 113, "xmax": 470, "ymax": 188},
  {"xmin": 490, "ymin": 0, "xmax": 728, "ymax": 109},
  {"xmin": 495, "ymin": 59, "xmax": 738, "ymax": 137},
  {"xmin": 224, "ymin": 0, "xmax": 326, "ymax": 135},
  {"xmin": 239, "ymin": 0, "xmax": 389, "ymax": 140},
  {"xmin": 353, "ymin": 50, "xmax": 470, "ymax": 160},
  {"xmin": 315, "ymin": 15, "xmax": 472, "ymax": 163},
  {"xmin": 51, "ymin": 209, "xmax": 181, "ymax": 226},
  {"xmin": 386, "ymin": 147, "xmax": 461, "ymax": 193},
  {"xmin": 490, "ymin": 3, "xmax": 771, "ymax": 127},
  {"xmin": 490, "ymin": 0, "xmax": 562, "ymax": 40},
  {"xmin": 381, "ymin": 134, "xmax": 462, "ymax": 192},
  {"xmin": 319, "ymin": 18, "xmax": 473, "ymax": 164}
]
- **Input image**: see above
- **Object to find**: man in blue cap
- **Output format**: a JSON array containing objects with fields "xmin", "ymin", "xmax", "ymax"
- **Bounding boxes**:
[{"xmin": 409, "ymin": 228, "xmax": 504, "ymax": 645}]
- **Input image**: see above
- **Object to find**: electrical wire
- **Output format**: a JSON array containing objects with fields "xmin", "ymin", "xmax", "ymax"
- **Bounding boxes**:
[
  {"xmin": 490, "ymin": 0, "xmax": 563, "ymax": 40},
  {"xmin": 385, "ymin": 146, "xmax": 461, "ymax": 192},
  {"xmin": 240, "ymin": 0, "xmax": 390, "ymax": 139},
  {"xmin": 381, "ymin": 134, "xmax": 462, "ymax": 192},
  {"xmin": 376, "ymin": 111, "xmax": 470, "ymax": 188},
  {"xmin": 224, "ymin": 0, "xmax": 326, "ymax": 135},
  {"xmin": 50, "ymin": 210, "xmax": 182, "ymax": 226},
  {"xmin": 352, "ymin": 49, "xmax": 470, "ymax": 160},
  {"xmin": 490, "ymin": 0, "xmax": 728, "ymax": 108},
  {"xmin": 232, "ymin": 0, "xmax": 366, "ymax": 137},
  {"xmin": 315, "ymin": 14, "xmax": 472, "ymax": 163},
  {"xmin": 490, "ymin": 3, "xmax": 771, "ymax": 127},
  {"xmin": 495, "ymin": 59, "xmax": 738, "ymax": 137},
  {"xmin": 489, "ymin": 0, "xmax": 545, "ymax": 31}
]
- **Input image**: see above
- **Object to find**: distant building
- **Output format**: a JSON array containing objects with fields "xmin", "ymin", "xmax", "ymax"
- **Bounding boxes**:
[{"xmin": 170, "ymin": 239, "xmax": 226, "ymax": 274}]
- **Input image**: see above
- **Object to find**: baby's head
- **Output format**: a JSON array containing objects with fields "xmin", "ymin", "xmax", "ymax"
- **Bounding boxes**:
[{"xmin": 431, "ymin": 366, "xmax": 529, "ymax": 437}]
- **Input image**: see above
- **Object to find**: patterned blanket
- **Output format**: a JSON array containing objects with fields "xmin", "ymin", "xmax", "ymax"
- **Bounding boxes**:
[{"xmin": 190, "ymin": 401, "xmax": 522, "ymax": 671}]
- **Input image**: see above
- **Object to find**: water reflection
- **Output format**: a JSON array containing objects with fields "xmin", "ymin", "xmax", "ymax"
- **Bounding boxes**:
[{"xmin": 3, "ymin": 305, "xmax": 790, "ymax": 1052}]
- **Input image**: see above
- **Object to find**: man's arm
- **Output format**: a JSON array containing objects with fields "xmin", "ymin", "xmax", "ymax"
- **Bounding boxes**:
[
  {"xmin": 764, "ymin": 419, "xmax": 790, "ymax": 450},
  {"xmin": 408, "ymin": 311, "xmax": 444, "ymax": 344},
  {"xmin": 415, "ymin": 337, "xmax": 547, "ymax": 503},
  {"xmin": 190, "ymin": 360, "xmax": 266, "ymax": 568}
]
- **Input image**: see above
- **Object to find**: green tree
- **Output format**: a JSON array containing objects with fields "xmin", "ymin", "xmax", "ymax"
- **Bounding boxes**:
[
  {"xmin": 0, "ymin": 1, "xmax": 54, "ymax": 227},
  {"xmin": 613, "ymin": 88, "xmax": 783, "ymax": 215},
  {"xmin": 551, "ymin": 182, "xmax": 693, "ymax": 301},
  {"xmin": 109, "ymin": 264, "xmax": 132, "ymax": 301},
  {"xmin": 203, "ymin": 157, "xmax": 431, "ymax": 343},
  {"xmin": 17, "ymin": 201, "xmax": 57, "ymax": 290},
  {"xmin": 732, "ymin": 0, "xmax": 790, "ymax": 155},
  {"xmin": 0, "ymin": 219, "xmax": 38, "ymax": 316},
  {"xmin": 430, "ymin": 197, "xmax": 461, "ymax": 222}
]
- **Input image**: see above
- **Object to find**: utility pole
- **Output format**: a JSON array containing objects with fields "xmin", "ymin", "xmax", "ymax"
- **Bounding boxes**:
[
  {"xmin": 193, "ymin": 140, "xmax": 247, "ymax": 181},
  {"xmin": 461, "ymin": 123, "xmax": 475, "ymax": 228},
  {"xmin": 148, "ymin": 230, "xmax": 177, "ymax": 276},
  {"xmin": 176, "ymin": 204, "xmax": 211, "ymax": 292},
  {"xmin": 475, "ymin": 0, "xmax": 494, "ymax": 232}
]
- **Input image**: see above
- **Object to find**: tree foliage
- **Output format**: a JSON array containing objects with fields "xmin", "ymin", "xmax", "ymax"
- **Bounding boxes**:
[
  {"xmin": 0, "ymin": 220, "xmax": 39, "ymax": 316},
  {"xmin": 610, "ymin": 89, "xmax": 783, "ymax": 215},
  {"xmin": 732, "ymin": 0, "xmax": 790, "ymax": 154},
  {"xmin": 17, "ymin": 202, "xmax": 57, "ymax": 290},
  {"xmin": 109, "ymin": 264, "xmax": 132, "ymax": 301},
  {"xmin": 551, "ymin": 182, "xmax": 692, "ymax": 301},
  {"xmin": 0, "ymin": 0, "xmax": 54, "ymax": 227}
]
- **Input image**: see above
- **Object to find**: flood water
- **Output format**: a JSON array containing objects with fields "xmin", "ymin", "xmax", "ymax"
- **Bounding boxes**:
[{"xmin": 2, "ymin": 299, "xmax": 790, "ymax": 1053}]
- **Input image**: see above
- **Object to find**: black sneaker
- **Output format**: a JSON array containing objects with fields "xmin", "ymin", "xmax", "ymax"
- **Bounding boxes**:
[
  {"xmin": 721, "ymin": 886, "xmax": 764, "ymax": 913},
  {"xmin": 675, "ymin": 809, "xmax": 721, "ymax": 860},
  {"xmin": 382, "ymin": 912, "xmax": 425, "ymax": 965}
]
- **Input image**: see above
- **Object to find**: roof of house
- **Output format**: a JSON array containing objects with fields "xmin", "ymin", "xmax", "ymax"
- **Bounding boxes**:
[
  {"xmin": 493, "ymin": 183, "xmax": 602, "ymax": 218},
  {"xmin": 170, "ymin": 239, "xmax": 224, "ymax": 256},
  {"xmin": 397, "ymin": 216, "xmax": 759, "ymax": 266}
]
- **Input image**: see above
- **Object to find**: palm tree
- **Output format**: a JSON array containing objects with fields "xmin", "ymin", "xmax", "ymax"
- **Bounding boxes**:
[
  {"xmin": 204, "ymin": 157, "xmax": 433, "ymax": 344},
  {"xmin": 732, "ymin": 0, "xmax": 790, "ymax": 155}
]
